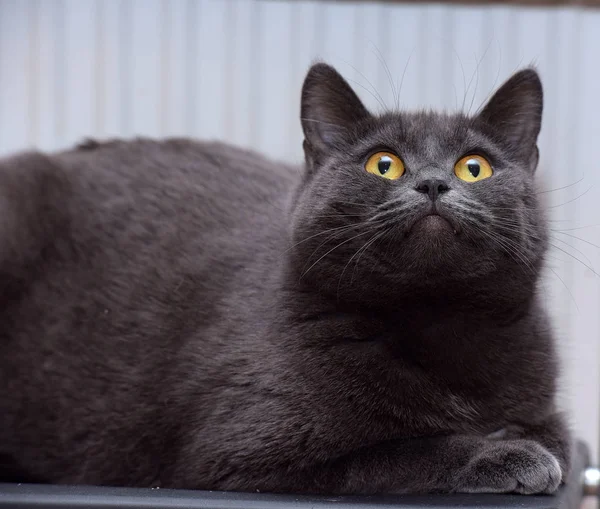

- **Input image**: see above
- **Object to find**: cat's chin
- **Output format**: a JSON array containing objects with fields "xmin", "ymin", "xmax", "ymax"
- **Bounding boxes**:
[{"xmin": 407, "ymin": 213, "xmax": 458, "ymax": 237}]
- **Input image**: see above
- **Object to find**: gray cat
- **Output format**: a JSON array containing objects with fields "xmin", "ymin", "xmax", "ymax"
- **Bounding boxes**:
[{"xmin": 0, "ymin": 63, "xmax": 570, "ymax": 495}]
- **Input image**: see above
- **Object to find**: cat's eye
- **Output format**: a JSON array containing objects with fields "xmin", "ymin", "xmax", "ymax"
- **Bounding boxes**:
[
  {"xmin": 454, "ymin": 155, "xmax": 493, "ymax": 182},
  {"xmin": 365, "ymin": 152, "xmax": 405, "ymax": 180}
]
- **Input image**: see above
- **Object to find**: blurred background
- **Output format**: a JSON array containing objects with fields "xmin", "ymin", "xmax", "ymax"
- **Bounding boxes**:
[{"xmin": 0, "ymin": 0, "xmax": 598, "ymax": 464}]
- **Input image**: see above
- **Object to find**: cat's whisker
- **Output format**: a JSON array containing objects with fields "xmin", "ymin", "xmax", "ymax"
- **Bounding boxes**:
[
  {"xmin": 370, "ymin": 44, "xmax": 398, "ymax": 112},
  {"xmin": 452, "ymin": 49, "xmax": 467, "ymax": 113},
  {"xmin": 551, "ymin": 232, "xmax": 600, "ymax": 264},
  {"xmin": 396, "ymin": 50, "xmax": 415, "ymax": 111},
  {"xmin": 300, "ymin": 229, "xmax": 375, "ymax": 281},
  {"xmin": 488, "ymin": 221, "xmax": 596, "ymax": 268},
  {"xmin": 547, "ymin": 185, "xmax": 594, "ymax": 209},
  {"xmin": 489, "ymin": 217, "xmax": 598, "ymax": 252},
  {"xmin": 547, "ymin": 266, "xmax": 580, "ymax": 312},
  {"xmin": 301, "ymin": 219, "xmax": 387, "ymax": 273},
  {"xmin": 535, "ymin": 175, "xmax": 585, "ymax": 195},
  {"xmin": 369, "ymin": 204, "xmax": 414, "ymax": 223},
  {"xmin": 284, "ymin": 223, "xmax": 362, "ymax": 254},
  {"xmin": 458, "ymin": 209, "xmax": 568, "ymax": 274},
  {"xmin": 483, "ymin": 231, "xmax": 537, "ymax": 275},
  {"xmin": 552, "ymin": 223, "xmax": 600, "ymax": 232},
  {"xmin": 337, "ymin": 56, "xmax": 388, "ymax": 111},
  {"xmin": 375, "ymin": 197, "xmax": 405, "ymax": 212},
  {"xmin": 373, "ymin": 198, "xmax": 419, "ymax": 217},
  {"xmin": 547, "ymin": 242, "xmax": 600, "ymax": 277},
  {"xmin": 300, "ymin": 118, "xmax": 348, "ymax": 130},
  {"xmin": 486, "ymin": 217, "xmax": 542, "ymax": 234},
  {"xmin": 333, "ymin": 201, "xmax": 375, "ymax": 208},
  {"xmin": 468, "ymin": 39, "xmax": 494, "ymax": 116},
  {"xmin": 345, "ymin": 77, "xmax": 388, "ymax": 113},
  {"xmin": 337, "ymin": 226, "xmax": 388, "ymax": 299},
  {"xmin": 311, "ymin": 213, "xmax": 367, "ymax": 219},
  {"xmin": 487, "ymin": 217, "xmax": 550, "ymax": 236},
  {"xmin": 487, "ymin": 223, "xmax": 542, "ymax": 242},
  {"xmin": 548, "ymin": 236, "xmax": 596, "ymax": 268},
  {"xmin": 493, "ymin": 236, "xmax": 537, "ymax": 274},
  {"xmin": 485, "ymin": 206, "xmax": 529, "ymax": 214},
  {"xmin": 351, "ymin": 228, "xmax": 391, "ymax": 285},
  {"xmin": 301, "ymin": 224, "xmax": 367, "ymax": 265},
  {"xmin": 461, "ymin": 217, "xmax": 537, "ymax": 274},
  {"xmin": 447, "ymin": 200, "xmax": 488, "ymax": 216},
  {"xmin": 472, "ymin": 226, "xmax": 524, "ymax": 267},
  {"xmin": 483, "ymin": 217, "xmax": 598, "ymax": 269}
]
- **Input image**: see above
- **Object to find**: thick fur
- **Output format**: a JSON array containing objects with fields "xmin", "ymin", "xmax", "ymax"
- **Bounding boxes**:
[{"xmin": 0, "ymin": 64, "xmax": 570, "ymax": 494}]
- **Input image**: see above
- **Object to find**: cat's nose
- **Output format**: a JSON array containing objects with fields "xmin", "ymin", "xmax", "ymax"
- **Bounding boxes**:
[{"xmin": 415, "ymin": 179, "xmax": 450, "ymax": 201}]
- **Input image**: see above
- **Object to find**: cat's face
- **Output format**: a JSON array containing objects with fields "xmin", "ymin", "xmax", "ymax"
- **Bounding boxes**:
[{"xmin": 289, "ymin": 64, "xmax": 548, "ymax": 307}]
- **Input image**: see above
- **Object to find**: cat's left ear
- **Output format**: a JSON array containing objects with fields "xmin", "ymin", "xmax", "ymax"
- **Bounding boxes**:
[
  {"xmin": 477, "ymin": 68, "xmax": 543, "ymax": 171},
  {"xmin": 301, "ymin": 63, "xmax": 370, "ymax": 162}
]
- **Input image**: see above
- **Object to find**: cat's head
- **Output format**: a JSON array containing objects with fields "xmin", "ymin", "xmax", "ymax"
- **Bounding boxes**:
[{"xmin": 289, "ymin": 63, "xmax": 548, "ymax": 308}]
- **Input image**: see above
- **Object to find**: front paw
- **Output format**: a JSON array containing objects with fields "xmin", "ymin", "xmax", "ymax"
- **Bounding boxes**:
[{"xmin": 454, "ymin": 439, "xmax": 562, "ymax": 495}]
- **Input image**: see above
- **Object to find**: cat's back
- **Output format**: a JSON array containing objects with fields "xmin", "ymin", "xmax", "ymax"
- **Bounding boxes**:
[
  {"xmin": 0, "ymin": 137, "xmax": 298, "ymax": 320},
  {"xmin": 59, "ymin": 137, "xmax": 298, "ymax": 229},
  {"xmin": 2, "ymin": 137, "xmax": 297, "ymax": 257}
]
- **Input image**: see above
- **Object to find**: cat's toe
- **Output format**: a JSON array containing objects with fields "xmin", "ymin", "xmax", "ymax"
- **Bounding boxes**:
[{"xmin": 455, "ymin": 440, "xmax": 562, "ymax": 495}]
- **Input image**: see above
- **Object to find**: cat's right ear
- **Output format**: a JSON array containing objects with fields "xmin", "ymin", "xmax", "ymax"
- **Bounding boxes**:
[{"xmin": 301, "ymin": 63, "xmax": 370, "ymax": 163}]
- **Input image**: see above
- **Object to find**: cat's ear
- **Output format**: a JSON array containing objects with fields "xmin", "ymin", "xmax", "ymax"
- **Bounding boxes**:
[
  {"xmin": 301, "ymin": 63, "xmax": 370, "ymax": 160},
  {"xmin": 478, "ymin": 68, "xmax": 543, "ymax": 171}
]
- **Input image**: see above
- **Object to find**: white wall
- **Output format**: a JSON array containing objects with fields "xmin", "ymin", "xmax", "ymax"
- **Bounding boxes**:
[{"xmin": 0, "ymin": 0, "xmax": 598, "ymax": 462}]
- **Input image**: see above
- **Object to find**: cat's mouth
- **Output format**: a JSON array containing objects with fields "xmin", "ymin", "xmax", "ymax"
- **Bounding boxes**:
[{"xmin": 407, "ymin": 212, "xmax": 460, "ymax": 236}]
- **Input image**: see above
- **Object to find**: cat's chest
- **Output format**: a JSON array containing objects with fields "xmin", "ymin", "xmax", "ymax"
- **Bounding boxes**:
[
  {"xmin": 302, "ymin": 332, "xmax": 532, "ymax": 438},
  {"xmin": 283, "ymin": 306, "xmax": 552, "ymax": 440}
]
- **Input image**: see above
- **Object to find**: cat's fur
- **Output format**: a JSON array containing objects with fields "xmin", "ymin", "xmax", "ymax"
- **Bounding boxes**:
[{"xmin": 0, "ymin": 63, "xmax": 571, "ymax": 495}]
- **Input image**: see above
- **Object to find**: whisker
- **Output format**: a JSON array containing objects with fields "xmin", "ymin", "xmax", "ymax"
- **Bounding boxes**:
[
  {"xmin": 300, "ymin": 229, "xmax": 375, "ymax": 280},
  {"xmin": 347, "ymin": 76, "xmax": 388, "ymax": 112},
  {"xmin": 553, "ymin": 231, "xmax": 600, "ymax": 250},
  {"xmin": 397, "ymin": 49, "xmax": 415, "ymax": 111},
  {"xmin": 552, "ymin": 224, "xmax": 600, "ymax": 232},
  {"xmin": 339, "ymin": 60, "xmax": 387, "ymax": 112},
  {"xmin": 333, "ymin": 201, "xmax": 376, "ymax": 208},
  {"xmin": 374, "ymin": 197, "xmax": 418, "ymax": 214},
  {"xmin": 284, "ymin": 223, "xmax": 362, "ymax": 254},
  {"xmin": 303, "ymin": 224, "xmax": 368, "ymax": 264},
  {"xmin": 548, "ymin": 267, "xmax": 580, "ymax": 312},
  {"xmin": 480, "ymin": 218, "xmax": 596, "ymax": 266},
  {"xmin": 468, "ymin": 39, "xmax": 494, "ymax": 116},
  {"xmin": 370, "ymin": 43, "xmax": 397, "ymax": 112},
  {"xmin": 547, "ymin": 185, "xmax": 594, "ymax": 209},
  {"xmin": 535, "ymin": 175, "xmax": 585, "ymax": 195},
  {"xmin": 463, "ymin": 218, "xmax": 537, "ymax": 274},
  {"xmin": 300, "ymin": 118, "xmax": 347, "ymax": 130},
  {"xmin": 352, "ymin": 228, "xmax": 390, "ymax": 284},
  {"xmin": 486, "ymin": 221, "xmax": 543, "ymax": 241},
  {"xmin": 337, "ymin": 227, "xmax": 387, "ymax": 298},
  {"xmin": 301, "ymin": 219, "xmax": 387, "ymax": 273},
  {"xmin": 548, "ymin": 242, "xmax": 599, "ymax": 277},
  {"xmin": 549, "ymin": 236, "xmax": 594, "ymax": 267},
  {"xmin": 479, "ymin": 228, "xmax": 535, "ymax": 273},
  {"xmin": 369, "ymin": 203, "xmax": 415, "ymax": 223}
]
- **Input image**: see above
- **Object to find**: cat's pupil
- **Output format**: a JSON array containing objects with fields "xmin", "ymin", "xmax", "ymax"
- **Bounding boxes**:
[
  {"xmin": 378, "ymin": 157, "xmax": 391, "ymax": 175},
  {"xmin": 467, "ymin": 160, "xmax": 480, "ymax": 178}
]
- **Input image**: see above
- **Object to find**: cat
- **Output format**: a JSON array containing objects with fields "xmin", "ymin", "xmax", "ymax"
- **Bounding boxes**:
[{"xmin": 0, "ymin": 62, "xmax": 571, "ymax": 495}]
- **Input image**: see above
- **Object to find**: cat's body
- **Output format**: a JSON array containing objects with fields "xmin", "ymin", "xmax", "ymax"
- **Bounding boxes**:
[{"xmin": 0, "ymin": 64, "xmax": 570, "ymax": 494}]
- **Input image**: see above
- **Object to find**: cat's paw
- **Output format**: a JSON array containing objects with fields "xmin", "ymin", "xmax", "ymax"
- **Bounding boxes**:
[{"xmin": 454, "ymin": 439, "xmax": 562, "ymax": 495}]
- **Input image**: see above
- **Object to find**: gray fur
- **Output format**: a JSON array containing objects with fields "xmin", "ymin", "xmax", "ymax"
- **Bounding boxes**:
[{"xmin": 0, "ymin": 63, "xmax": 570, "ymax": 494}]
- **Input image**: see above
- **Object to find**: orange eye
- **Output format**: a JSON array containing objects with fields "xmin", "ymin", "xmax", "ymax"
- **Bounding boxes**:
[
  {"xmin": 454, "ymin": 154, "xmax": 493, "ymax": 182},
  {"xmin": 365, "ymin": 152, "xmax": 405, "ymax": 180}
]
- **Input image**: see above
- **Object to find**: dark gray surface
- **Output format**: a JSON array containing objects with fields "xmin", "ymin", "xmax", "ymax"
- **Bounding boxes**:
[{"xmin": 0, "ymin": 442, "xmax": 590, "ymax": 509}]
